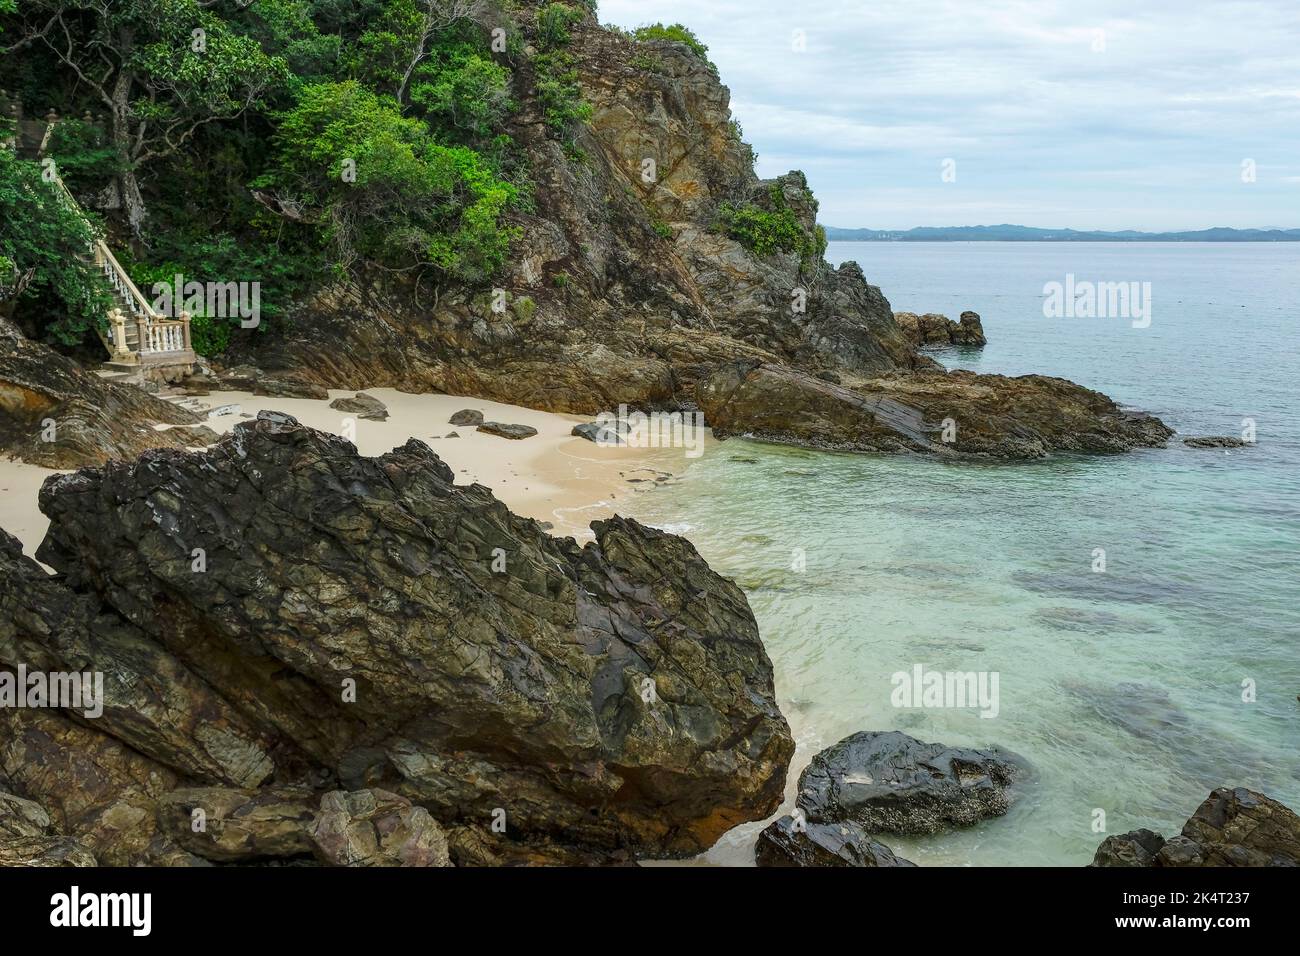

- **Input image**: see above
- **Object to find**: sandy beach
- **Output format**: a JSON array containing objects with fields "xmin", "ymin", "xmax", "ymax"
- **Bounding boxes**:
[{"xmin": 0, "ymin": 387, "xmax": 715, "ymax": 559}]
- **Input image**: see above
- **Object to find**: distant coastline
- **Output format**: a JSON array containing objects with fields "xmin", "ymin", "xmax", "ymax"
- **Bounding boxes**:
[{"xmin": 824, "ymin": 224, "xmax": 1300, "ymax": 242}]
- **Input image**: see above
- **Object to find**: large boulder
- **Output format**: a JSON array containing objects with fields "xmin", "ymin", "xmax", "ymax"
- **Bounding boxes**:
[
  {"xmin": 27, "ymin": 412, "xmax": 794, "ymax": 861},
  {"xmin": 0, "ymin": 317, "xmax": 205, "ymax": 467},
  {"xmin": 1092, "ymin": 788, "xmax": 1300, "ymax": 867},
  {"xmin": 795, "ymin": 731, "xmax": 1025, "ymax": 834},
  {"xmin": 755, "ymin": 814, "xmax": 915, "ymax": 867}
]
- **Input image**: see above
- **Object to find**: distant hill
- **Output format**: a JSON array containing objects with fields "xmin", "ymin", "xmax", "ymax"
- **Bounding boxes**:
[{"xmin": 823, "ymin": 224, "xmax": 1300, "ymax": 242}]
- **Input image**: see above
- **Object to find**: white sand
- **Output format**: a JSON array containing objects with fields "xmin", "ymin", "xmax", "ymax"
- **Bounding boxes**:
[{"xmin": 0, "ymin": 387, "xmax": 713, "ymax": 558}]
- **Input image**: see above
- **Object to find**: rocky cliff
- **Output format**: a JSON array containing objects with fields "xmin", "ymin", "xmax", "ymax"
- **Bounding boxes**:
[
  {"xmin": 228, "ymin": 6, "xmax": 1170, "ymax": 461},
  {"xmin": 0, "ymin": 412, "xmax": 794, "ymax": 865}
]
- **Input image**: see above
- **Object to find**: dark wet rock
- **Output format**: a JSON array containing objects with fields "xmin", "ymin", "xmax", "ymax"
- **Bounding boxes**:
[
  {"xmin": 329, "ymin": 393, "xmax": 389, "ymax": 421},
  {"xmin": 755, "ymin": 814, "xmax": 916, "ymax": 867},
  {"xmin": 0, "ymin": 316, "xmax": 204, "ymax": 467},
  {"xmin": 796, "ymin": 731, "xmax": 1024, "ymax": 834},
  {"xmin": 28, "ymin": 415, "xmax": 793, "ymax": 862},
  {"xmin": 312, "ymin": 789, "xmax": 450, "ymax": 867},
  {"xmin": 1183, "ymin": 436, "xmax": 1249, "ymax": 448},
  {"xmin": 1092, "ymin": 789, "xmax": 1300, "ymax": 867},
  {"xmin": 0, "ymin": 527, "xmax": 279, "ymax": 789},
  {"xmin": 894, "ymin": 311, "xmax": 986, "ymax": 348},
  {"xmin": 448, "ymin": 408, "xmax": 484, "ymax": 426},
  {"xmin": 478, "ymin": 421, "xmax": 538, "ymax": 440},
  {"xmin": 1091, "ymin": 828, "xmax": 1166, "ymax": 866}
]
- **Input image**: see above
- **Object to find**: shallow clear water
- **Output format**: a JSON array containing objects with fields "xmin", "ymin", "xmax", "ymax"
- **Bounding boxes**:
[{"xmin": 633, "ymin": 242, "xmax": 1300, "ymax": 866}]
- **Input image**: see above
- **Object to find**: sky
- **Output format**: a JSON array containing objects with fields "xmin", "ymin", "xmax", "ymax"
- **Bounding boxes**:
[{"xmin": 599, "ymin": 0, "xmax": 1300, "ymax": 231}]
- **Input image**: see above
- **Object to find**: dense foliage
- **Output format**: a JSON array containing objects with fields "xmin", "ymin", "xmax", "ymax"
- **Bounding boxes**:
[
  {"xmin": 0, "ymin": 149, "xmax": 111, "ymax": 344},
  {"xmin": 0, "ymin": 0, "xmax": 584, "ymax": 353},
  {"xmin": 630, "ymin": 22, "xmax": 714, "ymax": 71},
  {"xmin": 716, "ymin": 183, "xmax": 826, "ymax": 268}
]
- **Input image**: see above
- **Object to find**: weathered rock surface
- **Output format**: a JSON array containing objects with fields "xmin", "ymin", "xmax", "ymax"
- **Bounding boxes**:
[
  {"xmin": 14, "ymin": 412, "xmax": 792, "ymax": 863},
  {"xmin": 755, "ymin": 814, "xmax": 915, "ymax": 867},
  {"xmin": 0, "ymin": 317, "xmax": 204, "ymax": 467},
  {"xmin": 448, "ymin": 408, "xmax": 484, "ymax": 426},
  {"xmin": 1092, "ymin": 788, "xmax": 1300, "ymax": 867},
  {"xmin": 572, "ymin": 420, "xmax": 627, "ymax": 445},
  {"xmin": 477, "ymin": 420, "xmax": 538, "ymax": 439},
  {"xmin": 156, "ymin": 787, "xmax": 317, "ymax": 863},
  {"xmin": 895, "ymin": 311, "xmax": 986, "ymax": 348},
  {"xmin": 698, "ymin": 362, "xmax": 1172, "ymax": 459},
  {"xmin": 796, "ymin": 731, "xmax": 1024, "ymax": 834},
  {"xmin": 329, "ymin": 393, "xmax": 389, "ymax": 421},
  {"xmin": 312, "ymin": 789, "xmax": 450, "ymax": 867},
  {"xmin": 1183, "ymin": 436, "xmax": 1249, "ymax": 449},
  {"xmin": 224, "ymin": 10, "xmax": 1168, "ymax": 461}
]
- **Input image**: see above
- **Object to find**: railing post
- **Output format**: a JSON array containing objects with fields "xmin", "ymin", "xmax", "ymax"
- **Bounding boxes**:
[
  {"xmin": 138, "ymin": 317, "xmax": 149, "ymax": 355},
  {"xmin": 110, "ymin": 308, "xmax": 131, "ymax": 361},
  {"xmin": 181, "ymin": 311, "xmax": 192, "ymax": 353}
]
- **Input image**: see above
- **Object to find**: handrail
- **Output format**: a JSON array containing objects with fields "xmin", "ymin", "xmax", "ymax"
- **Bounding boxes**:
[
  {"xmin": 46, "ymin": 169, "xmax": 168, "ymax": 323},
  {"xmin": 41, "ymin": 159, "xmax": 193, "ymax": 364}
]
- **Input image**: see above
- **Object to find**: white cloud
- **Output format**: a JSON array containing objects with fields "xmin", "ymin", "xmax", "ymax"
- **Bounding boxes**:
[{"xmin": 598, "ymin": 0, "xmax": 1300, "ymax": 229}]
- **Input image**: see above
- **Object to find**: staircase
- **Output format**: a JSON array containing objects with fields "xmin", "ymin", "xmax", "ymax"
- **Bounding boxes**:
[{"xmin": 20, "ymin": 122, "xmax": 197, "ymax": 383}]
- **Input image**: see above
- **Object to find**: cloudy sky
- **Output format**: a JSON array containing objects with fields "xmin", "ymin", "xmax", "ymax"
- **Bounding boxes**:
[{"xmin": 600, "ymin": 0, "xmax": 1300, "ymax": 230}]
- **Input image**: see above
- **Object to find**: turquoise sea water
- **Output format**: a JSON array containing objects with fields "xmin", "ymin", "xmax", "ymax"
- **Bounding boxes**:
[{"xmin": 634, "ymin": 242, "xmax": 1300, "ymax": 866}]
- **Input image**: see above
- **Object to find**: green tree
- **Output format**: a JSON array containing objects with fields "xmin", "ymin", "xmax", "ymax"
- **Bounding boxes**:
[
  {"xmin": 0, "ymin": 149, "xmax": 109, "ymax": 342},
  {"xmin": 256, "ymin": 80, "xmax": 517, "ymax": 283},
  {"xmin": 2, "ymin": 0, "xmax": 289, "ymax": 232}
]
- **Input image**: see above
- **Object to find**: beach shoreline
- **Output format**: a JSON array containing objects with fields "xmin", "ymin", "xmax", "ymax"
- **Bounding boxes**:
[{"xmin": 0, "ymin": 386, "xmax": 714, "ymax": 558}]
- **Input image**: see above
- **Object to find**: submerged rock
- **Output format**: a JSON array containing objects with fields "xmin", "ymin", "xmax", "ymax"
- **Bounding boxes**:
[
  {"xmin": 20, "ymin": 414, "xmax": 792, "ymax": 862},
  {"xmin": 329, "ymin": 393, "xmax": 390, "ymax": 421},
  {"xmin": 796, "ymin": 730, "xmax": 1024, "ymax": 834},
  {"xmin": 1092, "ymin": 788, "xmax": 1300, "ymax": 867},
  {"xmin": 478, "ymin": 421, "xmax": 538, "ymax": 439},
  {"xmin": 1183, "ymin": 436, "xmax": 1249, "ymax": 448},
  {"xmin": 755, "ymin": 814, "xmax": 915, "ymax": 867}
]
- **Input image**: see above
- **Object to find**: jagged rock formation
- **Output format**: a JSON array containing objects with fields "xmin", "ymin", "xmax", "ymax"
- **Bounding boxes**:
[
  {"xmin": 1092, "ymin": 788, "xmax": 1300, "ymax": 867},
  {"xmin": 0, "ymin": 316, "xmax": 210, "ymax": 467},
  {"xmin": 225, "ymin": 7, "xmax": 1169, "ymax": 461},
  {"xmin": 894, "ymin": 311, "xmax": 986, "ymax": 348},
  {"xmin": 0, "ymin": 412, "xmax": 794, "ymax": 865},
  {"xmin": 795, "ymin": 731, "xmax": 1025, "ymax": 834},
  {"xmin": 698, "ymin": 363, "xmax": 1172, "ymax": 458},
  {"xmin": 755, "ymin": 815, "xmax": 915, "ymax": 867}
]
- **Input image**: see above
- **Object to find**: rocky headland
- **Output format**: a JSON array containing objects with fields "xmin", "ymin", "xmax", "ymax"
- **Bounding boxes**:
[{"xmin": 204, "ymin": 4, "xmax": 1172, "ymax": 464}]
